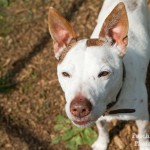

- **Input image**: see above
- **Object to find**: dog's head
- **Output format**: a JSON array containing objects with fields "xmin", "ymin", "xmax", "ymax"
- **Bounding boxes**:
[{"xmin": 48, "ymin": 2, "xmax": 128, "ymax": 127}]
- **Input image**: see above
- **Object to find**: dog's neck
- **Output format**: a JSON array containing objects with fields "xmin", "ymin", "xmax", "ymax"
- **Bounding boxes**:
[
  {"xmin": 106, "ymin": 63, "xmax": 126, "ymax": 109},
  {"xmin": 104, "ymin": 63, "xmax": 135, "ymax": 115}
]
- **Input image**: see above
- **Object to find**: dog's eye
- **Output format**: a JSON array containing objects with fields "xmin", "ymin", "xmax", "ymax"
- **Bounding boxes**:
[
  {"xmin": 62, "ymin": 72, "xmax": 70, "ymax": 77},
  {"xmin": 98, "ymin": 71, "xmax": 110, "ymax": 78}
]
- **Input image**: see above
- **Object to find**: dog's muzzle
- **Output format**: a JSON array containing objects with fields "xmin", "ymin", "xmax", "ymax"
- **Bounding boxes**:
[{"xmin": 70, "ymin": 95, "xmax": 92, "ymax": 126}]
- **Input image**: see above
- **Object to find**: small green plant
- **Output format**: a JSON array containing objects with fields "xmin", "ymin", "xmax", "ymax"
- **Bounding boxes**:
[
  {"xmin": 52, "ymin": 115, "xmax": 97, "ymax": 150},
  {"xmin": 0, "ymin": 0, "xmax": 10, "ymax": 7}
]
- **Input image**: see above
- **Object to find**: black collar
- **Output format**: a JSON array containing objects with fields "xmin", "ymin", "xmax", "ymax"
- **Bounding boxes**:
[{"xmin": 104, "ymin": 62, "xmax": 135, "ymax": 116}]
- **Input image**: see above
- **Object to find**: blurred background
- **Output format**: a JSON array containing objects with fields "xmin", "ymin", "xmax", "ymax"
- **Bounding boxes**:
[{"xmin": 0, "ymin": 0, "xmax": 150, "ymax": 150}]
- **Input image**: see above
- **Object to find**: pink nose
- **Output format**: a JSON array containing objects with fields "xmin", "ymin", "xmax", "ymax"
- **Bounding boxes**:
[{"xmin": 70, "ymin": 96, "xmax": 92, "ymax": 118}]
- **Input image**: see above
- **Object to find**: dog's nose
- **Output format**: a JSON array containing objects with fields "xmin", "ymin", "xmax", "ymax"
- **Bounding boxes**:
[{"xmin": 70, "ymin": 96, "xmax": 92, "ymax": 118}]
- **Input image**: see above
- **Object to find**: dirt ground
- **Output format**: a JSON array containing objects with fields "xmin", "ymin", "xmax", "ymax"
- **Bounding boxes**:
[{"xmin": 0, "ymin": 0, "xmax": 150, "ymax": 150}]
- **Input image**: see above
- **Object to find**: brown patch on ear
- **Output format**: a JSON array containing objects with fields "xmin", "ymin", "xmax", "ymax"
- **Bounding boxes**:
[
  {"xmin": 87, "ymin": 39, "xmax": 105, "ymax": 47},
  {"xmin": 59, "ymin": 38, "xmax": 77, "ymax": 63},
  {"xmin": 99, "ymin": 2, "xmax": 128, "ymax": 56},
  {"xmin": 48, "ymin": 7, "xmax": 77, "ymax": 58}
]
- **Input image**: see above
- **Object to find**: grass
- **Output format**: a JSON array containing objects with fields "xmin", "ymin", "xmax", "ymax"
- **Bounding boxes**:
[
  {"xmin": 0, "ymin": 0, "xmax": 11, "ymax": 36},
  {"xmin": 0, "ymin": 75, "xmax": 16, "ymax": 93},
  {"xmin": 22, "ymin": 70, "xmax": 39, "ymax": 94}
]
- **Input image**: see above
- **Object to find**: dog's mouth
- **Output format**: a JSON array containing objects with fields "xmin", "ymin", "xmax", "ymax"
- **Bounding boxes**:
[
  {"xmin": 71, "ymin": 115, "xmax": 94, "ymax": 127},
  {"xmin": 73, "ymin": 119, "xmax": 90, "ymax": 126}
]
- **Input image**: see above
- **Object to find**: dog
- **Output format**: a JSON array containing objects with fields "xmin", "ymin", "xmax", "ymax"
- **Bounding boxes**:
[{"xmin": 48, "ymin": 0, "xmax": 150, "ymax": 149}]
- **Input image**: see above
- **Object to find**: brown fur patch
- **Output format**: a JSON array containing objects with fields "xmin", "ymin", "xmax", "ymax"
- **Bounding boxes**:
[
  {"xmin": 58, "ymin": 38, "xmax": 105, "ymax": 63},
  {"xmin": 86, "ymin": 39, "xmax": 105, "ymax": 47},
  {"xmin": 58, "ymin": 38, "xmax": 77, "ymax": 63}
]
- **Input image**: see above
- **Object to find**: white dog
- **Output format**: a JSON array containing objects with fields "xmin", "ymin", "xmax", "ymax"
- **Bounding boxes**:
[{"xmin": 48, "ymin": 0, "xmax": 150, "ymax": 149}]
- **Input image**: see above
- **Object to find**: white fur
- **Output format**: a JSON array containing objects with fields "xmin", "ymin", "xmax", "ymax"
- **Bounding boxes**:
[{"xmin": 57, "ymin": 0, "xmax": 150, "ymax": 149}]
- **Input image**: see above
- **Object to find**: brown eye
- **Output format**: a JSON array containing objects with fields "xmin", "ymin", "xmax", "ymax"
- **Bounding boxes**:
[
  {"xmin": 98, "ymin": 71, "xmax": 110, "ymax": 78},
  {"xmin": 62, "ymin": 72, "xmax": 70, "ymax": 77}
]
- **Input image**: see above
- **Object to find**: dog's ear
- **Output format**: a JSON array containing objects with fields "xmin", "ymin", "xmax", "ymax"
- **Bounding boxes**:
[
  {"xmin": 99, "ymin": 2, "xmax": 128, "ymax": 57},
  {"xmin": 48, "ymin": 7, "xmax": 77, "ymax": 59}
]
